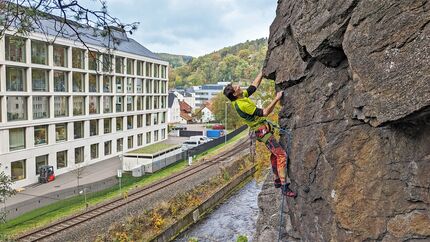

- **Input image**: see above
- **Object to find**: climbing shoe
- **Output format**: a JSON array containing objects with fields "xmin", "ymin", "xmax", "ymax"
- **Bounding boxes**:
[
  {"xmin": 282, "ymin": 184, "xmax": 297, "ymax": 198},
  {"xmin": 274, "ymin": 178, "xmax": 282, "ymax": 188}
]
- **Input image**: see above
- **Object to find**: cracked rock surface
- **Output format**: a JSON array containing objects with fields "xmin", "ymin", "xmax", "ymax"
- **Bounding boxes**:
[{"xmin": 257, "ymin": 0, "xmax": 430, "ymax": 241}]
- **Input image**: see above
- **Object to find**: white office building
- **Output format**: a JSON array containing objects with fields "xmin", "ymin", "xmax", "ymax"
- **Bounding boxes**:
[
  {"xmin": 0, "ymin": 26, "xmax": 168, "ymax": 188},
  {"xmin": 194, "ymin": 82, "xmax": 230, "ymax": 107}
]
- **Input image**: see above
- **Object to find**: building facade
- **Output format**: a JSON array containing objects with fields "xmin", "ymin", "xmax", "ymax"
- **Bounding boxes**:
[
  {"xmin": 193, "ymin": 82, "xmax": 230, "ymax": 107},
  {"xmin": 0, "ymin": 31, "xmax": 169, "ymax": 188}
]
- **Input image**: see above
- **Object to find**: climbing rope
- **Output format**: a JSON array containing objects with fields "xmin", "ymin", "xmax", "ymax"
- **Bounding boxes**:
[{"xmin": 278, "ymin": 191, "xmax": 285, "ymax": 242}]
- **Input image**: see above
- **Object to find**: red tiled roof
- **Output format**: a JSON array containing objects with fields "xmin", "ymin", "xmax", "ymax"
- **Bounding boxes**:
[{"xmin": 179, "ymin": 101, "xmax": 192, "ymax": 113}]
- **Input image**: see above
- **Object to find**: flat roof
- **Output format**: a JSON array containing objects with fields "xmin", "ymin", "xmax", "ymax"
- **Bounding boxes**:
[{"xmin": 128, "ymin": 143, "xmax": 179, "ymax": 155}]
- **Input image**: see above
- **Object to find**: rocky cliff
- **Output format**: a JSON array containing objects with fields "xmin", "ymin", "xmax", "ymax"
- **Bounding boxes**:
[{"xmin": 257, "ymin": 0, "xmax": 430, "ymax": 241}]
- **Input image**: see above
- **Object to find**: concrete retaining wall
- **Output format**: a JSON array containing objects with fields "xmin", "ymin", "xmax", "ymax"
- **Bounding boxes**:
[
  {"xmin": 150, "ymin": 165, "xmax": 256, "ymax": 242},
  {"xmin": 5, "ymin": 176, "xmax": 118, "ymax": 220}
]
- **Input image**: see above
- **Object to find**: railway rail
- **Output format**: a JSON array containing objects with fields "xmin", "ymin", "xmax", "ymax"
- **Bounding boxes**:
[{"xmin": 16, "ymin": 137, "xmax": 250, "ymax": 242}]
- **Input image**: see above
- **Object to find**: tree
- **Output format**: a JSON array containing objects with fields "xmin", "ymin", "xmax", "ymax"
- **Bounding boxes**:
[
  {"xmin": 0, "ymin": 169, "xmax": 15, "ymax": 223},
  {"xmin": 211, "ymin": 93, "xmax": 243, "ymax": 129}
]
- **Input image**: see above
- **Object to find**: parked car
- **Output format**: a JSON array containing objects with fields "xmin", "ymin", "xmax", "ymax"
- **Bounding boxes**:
[
  {"xmin": 212, "ymin": 124, "xmax": 225, "ymax": 130},
  {"xmin": 189, "ymin": 135, "xmax": 212, "ymax": 144},
  {"xmin": 181, "ymin": 140, "xmax": 201, "ymax": 151}
]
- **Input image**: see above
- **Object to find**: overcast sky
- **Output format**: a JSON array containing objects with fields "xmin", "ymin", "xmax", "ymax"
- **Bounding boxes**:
[{"xmin": 83, "ymin": 0, "xmax": 277, "ymax": 57}]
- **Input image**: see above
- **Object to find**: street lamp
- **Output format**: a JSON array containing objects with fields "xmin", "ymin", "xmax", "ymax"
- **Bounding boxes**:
[{"xmin": 225, "ymin": 101, "xmax": 228, "ymax": 145}]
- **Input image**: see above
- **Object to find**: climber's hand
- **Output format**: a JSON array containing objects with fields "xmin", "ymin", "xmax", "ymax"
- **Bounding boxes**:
[{"xmin": 276, "ymin": 91, "xmax": 283, "ymax": 101}]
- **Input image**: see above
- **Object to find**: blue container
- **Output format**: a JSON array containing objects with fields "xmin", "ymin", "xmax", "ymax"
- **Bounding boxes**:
[{"xmin": 206, "ymin": 129, "xmax": 223, "ymax": 138}]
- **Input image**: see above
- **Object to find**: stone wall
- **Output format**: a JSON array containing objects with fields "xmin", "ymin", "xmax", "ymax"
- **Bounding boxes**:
[{"xmin": 256, "ymin": 0, "xmax": 430, "ymax": 241}]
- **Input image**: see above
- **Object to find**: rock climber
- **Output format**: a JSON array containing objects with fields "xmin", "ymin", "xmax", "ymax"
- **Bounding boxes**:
[{"xmin": 223, "ymin": 71, "xmax": 297, "ymax": 197}]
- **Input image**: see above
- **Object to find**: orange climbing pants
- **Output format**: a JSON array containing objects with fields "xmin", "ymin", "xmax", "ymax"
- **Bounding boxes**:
[{"xmin": 255, "ymin": 124, "xmax": 287, "ymax": 185}]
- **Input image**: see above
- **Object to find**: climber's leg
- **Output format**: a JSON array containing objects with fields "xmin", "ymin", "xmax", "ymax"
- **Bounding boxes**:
[{"xmin": 271, "ymin": 153, "xmax": 281, "ymax": 188}]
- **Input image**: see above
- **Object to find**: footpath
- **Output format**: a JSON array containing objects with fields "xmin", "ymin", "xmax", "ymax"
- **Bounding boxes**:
[{"xmin": 4, "ymin": 157, "xmax": 121, "ymax": 220}]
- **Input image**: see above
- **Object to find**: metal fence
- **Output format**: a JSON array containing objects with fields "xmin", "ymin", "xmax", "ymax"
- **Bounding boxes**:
[{"xmin": 144, "ymin": 125, "xmax": 248, "ymax": 172}]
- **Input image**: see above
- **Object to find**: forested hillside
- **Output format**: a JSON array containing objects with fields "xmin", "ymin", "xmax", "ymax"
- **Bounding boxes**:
[
  {"xmin": 156, "ymin": 53, "xmax": 193, "ymax": 68},
  {"xmin": 168, "ymin": 38, "xmax": 268, "ymax": 87}
]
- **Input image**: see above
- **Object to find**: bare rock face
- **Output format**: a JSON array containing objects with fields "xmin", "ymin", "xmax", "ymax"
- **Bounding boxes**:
[{"xmin": 257, "ymin": 0, "xmax": 430, "ymax": 241}]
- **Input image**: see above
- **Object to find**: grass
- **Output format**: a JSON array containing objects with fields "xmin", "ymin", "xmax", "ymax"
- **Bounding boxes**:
[
  {"xmin": 129, "ymin": 143, "xmax": 178, "ymax": 155},
  {"xmin": 0, "ymin": 128, "xmax": 249, "ymax": 237}
]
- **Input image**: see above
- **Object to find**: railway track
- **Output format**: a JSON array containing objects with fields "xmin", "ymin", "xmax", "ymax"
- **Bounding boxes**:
[{"xmin": 16, "ymin": 138, "xmax": 250, "ymax": 242}]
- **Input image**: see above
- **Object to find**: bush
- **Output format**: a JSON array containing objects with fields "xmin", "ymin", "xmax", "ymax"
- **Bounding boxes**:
[{"xmin": 237, "ymin": 235, "xmax": 248, "ymax": 242}]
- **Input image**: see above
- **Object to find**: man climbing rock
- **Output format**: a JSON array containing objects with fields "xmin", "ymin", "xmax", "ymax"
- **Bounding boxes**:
[{"xmin": 223, "ymin": 72, "xmax": 296, "ymax": 198}]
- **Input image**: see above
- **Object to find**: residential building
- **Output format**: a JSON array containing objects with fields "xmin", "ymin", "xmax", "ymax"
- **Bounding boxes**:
[
  {"xmin": 0, "ymin": 26, "xmax": 168, "ymax": 188},
  {"xmin": 193, "ymin": 82, "xmax": 230, "ymax": 106},
  {"xmin": 167, "ymin": 92, "xmax": 181, "ymax": 124}
]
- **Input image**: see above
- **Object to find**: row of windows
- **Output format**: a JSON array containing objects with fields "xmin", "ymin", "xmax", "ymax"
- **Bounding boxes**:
[
  {"xmin": 4, "ymin": 35, "xmax": 167, "ymax": 78},
  {"xmin": 8, "ymin": 113, "xmax": 166, "ymax": 152},
  {"xmin": 2, "ymin": 66, "xmax": 167, "ymax": 94},
  {"xmin": 0, "ymin": 95, "xmax": 167, "ymax": 122},
  {"xmin": 9, "ymin": 128, "xmax": 166, "ymax": 181}
]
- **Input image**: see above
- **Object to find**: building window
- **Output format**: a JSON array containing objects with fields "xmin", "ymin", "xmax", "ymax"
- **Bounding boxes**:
[
  {"xmin": 161, "ymin": 81, "xmax": 167, "ymax": 94},
  {"xmin": 75, "ymin": 146, "xmax": 84, "ymax": 163},
  {"xmin": 154, "ymin": 64, "xmax": 159, "ymax": 78},
  {"xmin": 35, "ymin": 155, "xmax": 48, "ymax": 175},
  {"xmin": 104, "ymin": 141, "xmax": 112, "ymax": 155},
  {"xmin": 137, "ymin": 134, "xmax": 143, "ymax": 146},
  {"xmin": 56, "ymin": 123, "xmax": 67, "ymax": 142},
  {"xmin": 161, "ymin": 129, "xmax": 166, "ymax": 139},
  {"xmin": 54, "ymin": 71, "xmax": 68, "ymax": 92},
  {"xmin": 102, "ymin": 54, "xmax": 112, "ymax": 72},
  {"xmin": 103, "ymin": 96, "xmax": 113, "ymax": 113},
  {"xmin": 154, "ymin": 130, "xmax": 159, "ymax": 142},
  {"xmin": 115, "ymin": 56, "xmax": 124, "ymax": 74},
  {"xmin": 136, "ymin": 78, "xmax": 143, "ymax": 93},
  {"xmin": 154, "ymin": 80, "xmax": 160, "ymax": 94},
  {"xmin": 5, "ymin": 35, "xmax": 26, "ymax": 62},
  {"xmin": 137, "ymin": 115, "xmax": 143, "ymax": 128},
  {"xmin": 9, "ymin": 128, "xmax": 25, "ymax": 151},
  {"xmin": 88, "ymin": 51, "xmax": 99, "ymax": 71},
  {"xmin": 89, "ymin": 96, "xmax": 100, "ymax": 114},
  {"xmin": 154, "ymin": 96, "xmax": 159, "ymax": 109},
  {"xmin": 161, "ymin": 65, "xmax": 167, "ymax": 79},
  {"xmin": 128, "ymin": 136, "xmax": 133, "ymax": 149},
  {"xmin": 91, "ymin": 143, "xmax": 99, "ymax": 159},
  {"xmin": 161, "ymin": 96, "xmax": 166, "ymax": 109},
  {"xmin": 127, "ymin": 78, "xmax": 134, "ymax": 93},
  {"xmin": 116, "ymin": 117, "xmax": 123, "ymax": 131},
  {"xmin": 89, "ymin": 74, "xmax": 99, "ymax": 92},
  {"xmin": 53, "ymin": 45, "xmax": 68, "ymax": 67},
  {"xmin": 116, "ymin": 138, "xmax": 123, "ymax": 152},
  {"xmin": 127, "ymin": 96, "xmax": 134, "ymax": 111},
  {"xmin": 137, "ymin": 61, "xmax": 143, "ymax": 76},
  {"xmin": 146, "ymin": 79, "xmax": 152, "ymax": 94},
  {"xmin": 57, "ymin": 151, "xmax": 67, "ymax": 169},
  {"xmin": 146, "ymin": 96, "xmax": 152, "ymax": 110},
  {"xmin": 34, "ymin": 125, "xmax": 48, "ymax": 145},
  {"xmin": 32, "ymin": 69, "xmax": 49, "ymax": 92},
  {"xmin": 161, "ymin": 112, "xmax": 166, "ymax": 124},
  {"xmin": 146, "ymin": 131, "xmax": 151, "ymax": 144},
  {"xmin": 73, "ymin": 96, "xmax": 85, "ymax": 116},
  {"xmin": 6, "ymin": 66, "xmax": 26, "ymax": 91},
  {"xmin": 31, "ymin": 40, "xmax": 48, "ymax": 65},
  {"xmin": 127, "ymin": 59, "xmax": 134, "ymax": 75},
  {"xmin": 153, "ymin": 113, "xmax": 158, "ymax": 125},
  {"xmin": 116, "ymin": 76, "xmax": 124, "ymax": 93},
  {"xmin": 33, "ymin": 96, "xmax": 49, "ymax": 119},
  {"xmin": 127, "ymin": 116, "xmax": 133, "ymax": 130},
  {"xmin": 146, "ymin": 114, "xmax": 151, "ymax": 126},
  {"xmin": 137, "ymin": 96, "xmax": 143, "ymax": 110},
  {"xmin": 104, "ymin": 118, "xmax": 112, "ymax": 134},
  {"xmin": 54, "ymin": 96, "xmax": 68, "ymax": 117},
  {"xmin": 72, "ymin": 48, "xmax": 85, "ymax": 69},
  {"xmin": 116, "ymin": 96, "xmax": 124, "ymax": 112},
  {"xmin": 74, "ymin": 121, "xmax": 84, "ymax": 139},
  {"xmin": 146, "ymin": 62, "xmax": 152, "ymax": 77},
  {"xmin": 90, "ymin": 119, "xmax": 99, "ymax": 136},
  {"xmin": 72, "ymin": 72, "xmax": 85, "ymax": 92},
  {"xmin": 7, "ymin": 96, "xmax": 27, "ymax": 121},
  {"xmin": 11, "ymin": 160, "xmax": 26, "ymax": 181},
  {"xmin": 103, "ymin": 75, "xmax": 112, "ymax": 92}
]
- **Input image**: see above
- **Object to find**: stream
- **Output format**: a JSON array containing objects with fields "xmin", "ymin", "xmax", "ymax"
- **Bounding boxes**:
[{"xmin": 175, "ymin": 179, "xmax": 262, "ymax": 242}]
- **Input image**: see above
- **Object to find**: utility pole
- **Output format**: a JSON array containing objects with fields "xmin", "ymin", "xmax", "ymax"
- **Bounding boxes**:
[{"xmin": 224, "ymin": 102, "xmax": 228, "ymax": 145}]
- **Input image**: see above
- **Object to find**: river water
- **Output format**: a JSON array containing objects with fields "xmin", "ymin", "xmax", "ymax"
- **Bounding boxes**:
[{"xmin": 175, "ymin": 180, "xmax": 262, "ymax": 242}]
